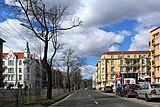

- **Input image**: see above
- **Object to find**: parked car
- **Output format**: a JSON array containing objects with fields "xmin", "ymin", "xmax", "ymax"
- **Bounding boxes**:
[
  {"xmin": 136, "ymin": 84, "xmax": 160, "ymax": 102},
  {"xmin": 116, "ymin": 84, "xmax": 128, "ymax": 96},
  {"xmin": 101, "ymin": 87, "xmax": 105, "ymax": 92},
  {"xmin": 104, "ymin": 86, "xmax": 113, "ymax": 93},
  {"xmin": 121, "ymin": 84, "xmax": 140, "ymax": 97}
]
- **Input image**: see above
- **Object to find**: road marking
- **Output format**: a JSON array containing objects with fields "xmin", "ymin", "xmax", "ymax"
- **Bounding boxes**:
[
  {"xmin": 95, "ymin": 101, "xmax": 98, "ymax": 104},
  {"xmin": 84, "ymin": 90, "xmax": 99, "ymax": 105}
]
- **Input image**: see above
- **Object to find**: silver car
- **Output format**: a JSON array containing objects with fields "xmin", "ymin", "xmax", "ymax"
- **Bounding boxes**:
[{"xmin": 136, "ymin": 84, "xmax": 160, "ymax": 102}]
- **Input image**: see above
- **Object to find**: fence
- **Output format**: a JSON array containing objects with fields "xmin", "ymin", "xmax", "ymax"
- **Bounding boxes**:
[{"xmin": 0, "ymin": 88, "xmax": 67, "ymax": 107}]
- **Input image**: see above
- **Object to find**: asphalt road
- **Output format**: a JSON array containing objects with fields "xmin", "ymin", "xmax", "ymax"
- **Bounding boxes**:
[{"xmin": 49, "ymin": 89, "xmax": 160, "ymax": 107}]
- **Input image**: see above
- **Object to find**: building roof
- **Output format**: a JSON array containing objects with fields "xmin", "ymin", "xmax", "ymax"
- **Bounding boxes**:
[
  {"xmin": 103, "ymin": 50, "xmax": 149, "ymax": 55},
  {"xmin": 0, "ymin": 38, "xmax": 6, "ymax": 43},
  {"xmin": 3, "ymin": 52, "xmax": 24, "ymax": 59},
  {"xmin": 150, "ymin": 26, "xmax": 160, "ymax": 33}
]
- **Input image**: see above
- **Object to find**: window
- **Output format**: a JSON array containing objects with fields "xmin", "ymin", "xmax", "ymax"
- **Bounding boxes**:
[
  {"xmin": 8, "ymin": 75, "xmax": 10, "ymax": 81},
  {"xmin": 111, "ymin": 55, "xmax": 114, "ymax": 58},
  {"xmin": 19, "ymin": 75, "xmax": 22, "ymax": 80},
  {"xmin": 102, "ymin": 68, "xmax": 104, "ymax": 73},
  {"xmin": 102, "ymin": 75, "xmax": 105, "ymax": 80},
  {"xmin": 102, "ymin": 60, "xmax": 105, "ymax": 66},
  {"xmin": 27, "ymin": 75, "xmax": 30, "ymax": 80},
  {"xmin": 155, "ymin": 66, "xmax": 160, "ymax": 72},
  {"xmin": 134, "ymin": 55, "xmax": 137, "ymax": 58},
  {"xmin": 155, "ymin": 43, "xmax": 160, "ymax": 50},
  {"xmin": 11, "ymin": 75, "xmax": 14, "ymax": 81},
  {"xmin": 142, "ymin": 66, "xmax": 145, "ymax": 73},
  {"xmin": 120, "ymin": 59, "xmax": 123, "ymax": 65},
  {"xmin": 126, "ymin": 67, "xmax": 130, "ymax": 72},
  {"xmin": 8, "ymin": 68, "xmax": 14, "ymax": 73},
  {"xmin": 142, "ymin": 59, "xmax": 145, "ymax": 64},
  {"xmin": 155, "ymin": 55, "xmax": 160, "ymax": 61},
  {"xmin": 111, "ymin": 67, "xmax": 114, "ymax": 72},
  {"xmin": 154, "ymin": 33, "xmax": 160, "ymax": 39},
  {"xmin": 120, "ymin": 67, "xmax": 123, "ymax": 72},
  {"xmin": 156, "ymin": 78, "xmax": 160, "ymax": 83},
  {"xmin": 19, "ymin": 68, "xmax": 22, "ymax": 73},
  {"xmin": 19, "ymin": 60, "xmax": 22, "ymax": 65},
  {"xmin": 111, "ymin": 60, "xmax": 114, "ymax": 65},
  {"xmin": 118, "ymin": 55, "xmax": 121, "ymax": 58},
  {"xmin": 8, "ymin": 60, "xmax": 14, "ymax": 65},
  {"xmin": 111, "ymin": 74, "xmax": 114, "ymax": 80},
  {"xmin": 151, "ymin": 84, "xmax": 160, "ymax": 88},
  {"xmin": 127, "ymin": 55, "xmax": 130, "ymax": 58},
  {"xmin": 133, "ymin": 67, "xmax": 136, "ymax": 72}
]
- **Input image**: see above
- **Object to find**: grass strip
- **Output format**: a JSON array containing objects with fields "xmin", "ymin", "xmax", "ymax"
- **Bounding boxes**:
[{"xmin": 22, "ymin": 91, "xmax": 74, "ymax": 107}]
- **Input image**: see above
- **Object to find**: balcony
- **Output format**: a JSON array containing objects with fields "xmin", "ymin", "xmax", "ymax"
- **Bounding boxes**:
[
  {"xmin": 132, "ymin": 63, "xmax": 140, "ymax": 67},
  {"xmin": 152, "ymin": 39, "xmax": 155, "ymax": 45},
  {"xmin": 110, "ymin": 71, "xmax": 115, "ymax": 75},
  {"xmin": 110, "ymin": 64, "xmax": 115, "ymax": 67}
]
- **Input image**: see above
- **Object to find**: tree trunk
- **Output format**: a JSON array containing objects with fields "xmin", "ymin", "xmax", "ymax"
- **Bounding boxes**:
[
  {"xmin": 68, "ymin": 75, "xmax": 71, "ymax": 92},
  {"xmin": 42, "ymin": 60, "xmax": 52, "ymax": 100},
  {"xmin": 47, "ymin": 65, "xmax": 52, "ymax": 99}
]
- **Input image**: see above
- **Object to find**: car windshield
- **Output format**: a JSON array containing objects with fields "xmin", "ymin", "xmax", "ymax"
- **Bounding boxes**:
[
  {"xmin": 130, "ymin": 85, "xmax": 140, "ymax": 89},
  {"xmin": 151, "ymin": 84, "xmax": 160, "ymax": 88}
]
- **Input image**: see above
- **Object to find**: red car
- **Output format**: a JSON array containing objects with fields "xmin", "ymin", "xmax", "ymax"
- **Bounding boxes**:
[
  {"xmin": 121, "ymin": 84, "xmax": 140, "ymax": 97},
  {"xmin": 104, "ymin": 86, "xmax": 113, "ymax": 93}
]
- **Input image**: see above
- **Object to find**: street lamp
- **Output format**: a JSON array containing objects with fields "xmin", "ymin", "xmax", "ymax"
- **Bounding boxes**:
[{"xmin": 112, "ymin": 42, "xmax": 124, "ymax": 87}]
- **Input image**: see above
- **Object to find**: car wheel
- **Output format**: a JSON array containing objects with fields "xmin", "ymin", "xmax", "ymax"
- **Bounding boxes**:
[
  {"xmin": 126, "ymin": 94, "xmax": 129, "ymax": 98},
  {"xmin": 136, "ymin": 94, "xmax": 140, "ymax": 99},
  {"xmin": 145, "ymin": 94, "xmax": 150, "ymax": 102},
  {"xmin": 120, "ymin": 94, "xmax": 123, "ymax": 97}
]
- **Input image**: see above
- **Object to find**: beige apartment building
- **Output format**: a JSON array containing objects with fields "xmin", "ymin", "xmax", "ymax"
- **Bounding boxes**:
[
  {"xmin": 149, "ymin": 27, "xmax": 160, "ymax": 83},
  {"xmin": 96, "ymin": 51, "xmax": 150, "ymax": 89}
]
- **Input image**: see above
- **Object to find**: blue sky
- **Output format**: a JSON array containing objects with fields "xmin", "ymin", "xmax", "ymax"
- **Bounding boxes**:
[{"xmin": 1, "ymin": 0, "xmax": 160, "ymax": 79}]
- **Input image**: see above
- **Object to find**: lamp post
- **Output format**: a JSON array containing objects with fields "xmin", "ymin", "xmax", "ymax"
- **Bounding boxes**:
[{"xmin": 112, "ymin": 42, "xmax": 123, "ymax": 87}]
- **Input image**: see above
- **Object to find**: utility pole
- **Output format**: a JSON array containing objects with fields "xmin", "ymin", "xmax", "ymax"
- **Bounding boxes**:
[{"xmin": 112, "ymin": 42, "xmax": 123, "ymax": 87}]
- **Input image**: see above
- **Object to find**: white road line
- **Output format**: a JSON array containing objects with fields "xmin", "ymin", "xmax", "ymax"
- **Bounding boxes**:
[
  {"xmin": 84, "ymin": 90, "xmax": 99, "ymax": 105},
  {"xmin": 95, "ymin": 101, "xmax": 98, "ymax": 104}
]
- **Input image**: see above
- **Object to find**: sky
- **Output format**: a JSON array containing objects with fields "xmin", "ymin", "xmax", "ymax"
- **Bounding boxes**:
[{"xmin": 1, "ymin": 0, "xmax": 160, "ymax": 79}]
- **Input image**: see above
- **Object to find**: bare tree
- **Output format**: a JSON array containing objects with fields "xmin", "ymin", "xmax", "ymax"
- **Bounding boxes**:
[
  {"xmin": 11, "ymin": 0, "xmax": 82, "ymax": 99},
  {"xmin": 71, "ymin": 68, "xmax": 82, "ymax": 90},
  {"xmin": 61, "ymin": 48, "xmax": 86, "ymax": 92}
]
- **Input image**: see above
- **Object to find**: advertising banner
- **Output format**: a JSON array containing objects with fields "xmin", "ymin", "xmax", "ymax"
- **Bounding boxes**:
[{"xmin": 124, "ymin": 78, "xmax": 136, "ymax": 84}]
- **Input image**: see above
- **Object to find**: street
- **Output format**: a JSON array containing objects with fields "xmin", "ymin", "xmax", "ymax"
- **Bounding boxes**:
[{"xmin": 49, "ymin": 89, "xmax": 160, "ymax": 107}]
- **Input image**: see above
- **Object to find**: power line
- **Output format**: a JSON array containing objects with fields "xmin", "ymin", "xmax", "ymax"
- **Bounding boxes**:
[
  {"xmin": 0, "ymin": 15, "xmax": 40, "ymax": 53},
  {"xmin": 0, "ymin": 27, "xmax": 25, "ymax": 50}
]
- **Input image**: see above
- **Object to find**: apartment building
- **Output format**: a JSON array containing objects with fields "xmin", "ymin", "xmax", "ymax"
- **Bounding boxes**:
[
  {"xmin": 2, "ymin": 43, "xmax": 41, "ymax": 89},
  {"xmin": 91, "ymin": 72, "xmax": 97, "ymax": 89},
  {"xmin": 96, "ymin": 51, "xmax": 150, "ymax": 89},
  {"xmin": 52, "ymin": 69, "xmax": 63, "ymax": 88},
  {"xmin": 149, "ymin": 27, "xmax": 160, "ymax": 83}
]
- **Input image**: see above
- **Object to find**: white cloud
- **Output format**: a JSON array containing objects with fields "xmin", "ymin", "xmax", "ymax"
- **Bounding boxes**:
[
  {"xmin": 78, "ymin": 0, "xmax": 160, "ymax": 28},
  {"xmin": 81, "ymin": 65, "xmax": 96, "ymax": 79},
  {"xmin": 109, "ymin": 46, "xmax": 119, "ymax": 51},
  {"xmin": 129, "ymin": 28, "xmax": 152, "ymax": 51},
  {"xmin": 62, "ymin": 27, "xmax": 125, "ymax": 56},
  {"xmin": 137, "ymin": 12, "xmax": 160, "ymax": 30}
]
